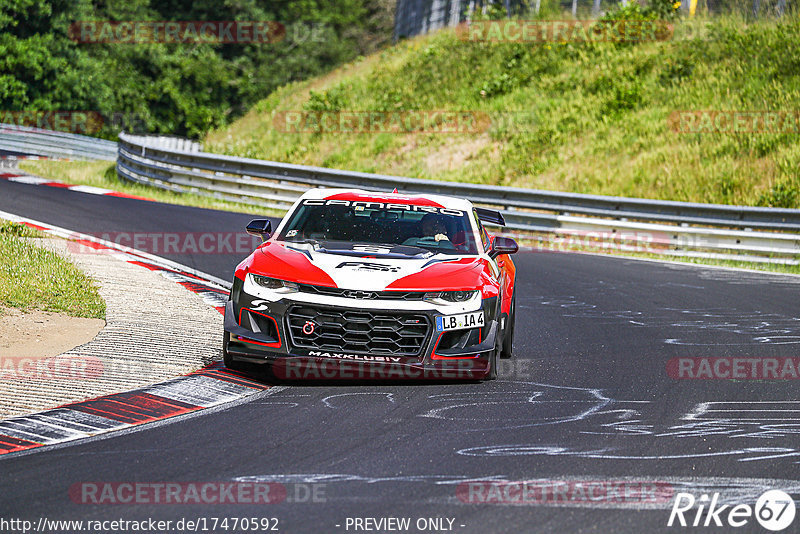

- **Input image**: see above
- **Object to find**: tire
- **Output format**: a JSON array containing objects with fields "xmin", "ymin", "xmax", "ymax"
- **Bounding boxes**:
[
  {"xmin": 485, "ymin": 327, "xmax": 501, "ymax": 381},
  {"xmin": 500, "ymin": 291, "xmax": 515, "ymax": 359},
  {"xmin": 222, "ymin": 332, "xmax": 245, "ymax": 372},
  {"xmin": 223, "ymin": 332, "xmax": 271, "ymax": 378}
]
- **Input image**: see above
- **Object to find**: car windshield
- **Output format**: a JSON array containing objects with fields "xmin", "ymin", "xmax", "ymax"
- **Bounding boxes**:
[{"xmin": 277, "ymin": 199, "xmax": 479, "ymax": 255}]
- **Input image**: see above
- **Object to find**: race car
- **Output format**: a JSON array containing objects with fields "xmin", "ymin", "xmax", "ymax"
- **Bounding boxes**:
[{"xmin": 223, "ymin": 188, "xmax": 518, "ymax": 380}]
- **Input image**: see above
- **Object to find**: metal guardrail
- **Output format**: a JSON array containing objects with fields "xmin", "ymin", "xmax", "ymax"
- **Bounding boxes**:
[
  {"xmin": 117, "ymin": 132, "xmax": 800, "ymax": 264},
  {"xmin": 121, "ymin": 134, "xmax": 202, "ymax": 153},
  {"xmin": 3, "ymin": 125, "xmax": 794, "ymax": 264},
  {"xmin": 0, "ymin": 124, "xmax": 117, "ymax": 161}
]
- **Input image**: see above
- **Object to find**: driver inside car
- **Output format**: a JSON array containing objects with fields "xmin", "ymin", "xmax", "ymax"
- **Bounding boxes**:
[{"xmin": 421, "ymin": 213, "xmax": 450, "ymax": 242}]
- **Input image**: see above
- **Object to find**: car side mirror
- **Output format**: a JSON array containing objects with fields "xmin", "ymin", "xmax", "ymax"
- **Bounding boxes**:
[
  {"xmin": 246, "ymin": 219, "xmax": 272, "ymax": 241},
  {"xmin": 489, "ymin": 236, "xmax": 518, "ymax": 259}
]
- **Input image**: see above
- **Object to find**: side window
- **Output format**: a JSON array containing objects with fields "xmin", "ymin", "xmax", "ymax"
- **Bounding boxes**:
[{"xmin": 472, "ymin": 210, "xmax": 490, "ymax": 252}]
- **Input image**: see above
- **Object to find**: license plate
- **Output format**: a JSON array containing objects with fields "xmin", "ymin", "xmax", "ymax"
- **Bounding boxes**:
[{"xmin": 435, "ymin": 311, "xmax": 484, "ymax": 332}]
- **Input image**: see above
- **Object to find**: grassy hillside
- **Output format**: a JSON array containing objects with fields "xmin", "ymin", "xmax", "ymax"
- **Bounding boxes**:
[{"xmin": 206, "ymin": 12, "xmax": 800, "ymax": 207}]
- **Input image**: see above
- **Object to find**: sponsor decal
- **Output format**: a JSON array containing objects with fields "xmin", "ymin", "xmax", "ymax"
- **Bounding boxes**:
[
  {"xmin": 307, "ymin": 351, "xmax": 402, "ymax": 362},
  {"xmin": 301, "ymin": 198, "xmax": 463, "ymax": 217},
  {"xmin": 352, "ymin": 245, "xmax": 392, "ymax": 254},
  {"xmin": 335, "ymin": 261, "xmax": 401, "ymax": 273},
  {"xmin": 302, "ymin": 321, "xmax": 316, "ymax": 335},
  {"xmin": 249, "ymin": 299, "xmax": 271, "ymax": 312}
]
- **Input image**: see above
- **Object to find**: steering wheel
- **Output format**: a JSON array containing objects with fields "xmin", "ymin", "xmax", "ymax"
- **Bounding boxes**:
[{"xmin": 417, "ymin": 236, "xmax": 455, "ymax": 249}]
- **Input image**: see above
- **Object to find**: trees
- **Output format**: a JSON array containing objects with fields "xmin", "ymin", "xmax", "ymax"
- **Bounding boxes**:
[{"xmin": 0, "ymin": 0, "xmax": 395, "ymax": 139}]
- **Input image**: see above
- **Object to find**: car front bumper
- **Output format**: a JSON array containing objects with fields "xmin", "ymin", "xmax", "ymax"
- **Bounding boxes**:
[{"xmin": 223, "ymin": 287, "xmax": 499, "ymax": 380}]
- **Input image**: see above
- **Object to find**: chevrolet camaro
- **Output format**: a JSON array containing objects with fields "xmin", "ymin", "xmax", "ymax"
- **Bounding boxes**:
[{"xmin": 223, "ymin": 188, "xmax": 518, "ymax": 380}]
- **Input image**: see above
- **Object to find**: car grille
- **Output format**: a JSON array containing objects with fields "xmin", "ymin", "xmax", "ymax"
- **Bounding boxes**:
[
  {"xmin": 297, "ymin": 284, "xmax": 426, "ymax": 301},
  {"xmin": 287, "ymin": 305, "xmax": 431, "ymax": 357}
]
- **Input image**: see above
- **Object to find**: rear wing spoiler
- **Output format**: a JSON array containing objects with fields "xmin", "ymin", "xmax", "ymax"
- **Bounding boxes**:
[{"xmin": 475, "ymin": 207, "xmax": 506, "ymax": 226}]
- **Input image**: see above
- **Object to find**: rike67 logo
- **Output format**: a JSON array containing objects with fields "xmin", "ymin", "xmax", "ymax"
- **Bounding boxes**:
[{"xmin": 668, "ymin": 490, "xmax": 796, "ymax": 531}]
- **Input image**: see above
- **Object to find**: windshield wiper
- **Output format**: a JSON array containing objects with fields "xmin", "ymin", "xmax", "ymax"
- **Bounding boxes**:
[{"xmin": 285, "ymin": 238, "xmax": 320, "ymax": 246}]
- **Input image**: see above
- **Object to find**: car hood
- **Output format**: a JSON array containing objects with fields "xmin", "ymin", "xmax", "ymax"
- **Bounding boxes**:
[{"xmin": 244, "ymin": 241, "xmax": 488, "ymax": 291}]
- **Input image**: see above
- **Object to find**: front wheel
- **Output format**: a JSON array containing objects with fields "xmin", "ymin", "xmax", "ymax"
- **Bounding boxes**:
[
  {"xmin": 223, "ymin": 332, "xmax": 272, "ymax": 378},
  {"xmin": 222, "ymin": 332, "xmax": 240, "ymax": 371},
  {"xmin": 485, "ymin": 327, "xmax": 501, "ymax": 381}
]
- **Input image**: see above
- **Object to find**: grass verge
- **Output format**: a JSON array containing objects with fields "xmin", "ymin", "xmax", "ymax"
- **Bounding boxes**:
[{"xmin": 0, "ymin": 221, "xmax": 106, "ymax": 319}]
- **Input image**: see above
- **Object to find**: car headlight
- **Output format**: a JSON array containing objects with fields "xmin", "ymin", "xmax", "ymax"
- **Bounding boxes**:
[
  {"xmin": 424, "ymin": 290, "xmax": 479, "ymax": 305},
  {"xmin": 249, "ymin": 274, "xmax": 299, "ymax": 294}
]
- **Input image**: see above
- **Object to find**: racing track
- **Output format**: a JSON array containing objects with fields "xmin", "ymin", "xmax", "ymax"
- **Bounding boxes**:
[{"xmin": 1, "ymin": 178, "xmax": 799, "ymax": 533}]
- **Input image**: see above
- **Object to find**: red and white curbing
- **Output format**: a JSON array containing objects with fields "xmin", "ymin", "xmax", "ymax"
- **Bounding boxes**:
[
  {"xmin": 0, "ymin": 364, "xmax": 270, "ymax": 455},
  {"xmin": 0, "ymin": 171, "xmax": 154, "ymax": 201},
  {"xmin": 0, "ymin": 211, "xmax": 271, "ymax": 456}
]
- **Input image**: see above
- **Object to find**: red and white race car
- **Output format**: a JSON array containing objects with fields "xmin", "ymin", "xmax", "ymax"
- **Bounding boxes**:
[{"xmin": 223, "ymin": 188, "xmax": 518, "ymax": 380}]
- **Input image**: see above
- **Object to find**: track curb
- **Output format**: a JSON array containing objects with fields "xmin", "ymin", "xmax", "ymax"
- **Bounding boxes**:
[{"xmin": 0, "ymin": 212, "xmax": 270, "ymax": 457}]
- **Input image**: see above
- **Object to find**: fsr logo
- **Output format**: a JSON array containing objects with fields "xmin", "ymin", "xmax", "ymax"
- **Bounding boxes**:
[{"xmin": 667, "ymin": 490, "xmax": 796, "ymax": 531}]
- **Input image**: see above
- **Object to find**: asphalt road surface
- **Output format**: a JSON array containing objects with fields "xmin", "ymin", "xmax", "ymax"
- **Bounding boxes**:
[{"xmin": 1, "ymin": 179, "xmax": 799, "ymax": 533}]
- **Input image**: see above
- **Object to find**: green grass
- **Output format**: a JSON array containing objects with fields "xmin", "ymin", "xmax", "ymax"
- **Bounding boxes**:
[
  {"xmin": 205, "ymin": 11, "xmax": 800, "ymax": 209},
  {"xmin": 0, "ymin": 221, "xmax": 106, "ymax": 319},
  {"xmin": 17, "ymin": 160, "xmax": 282, "ymax": 217}
]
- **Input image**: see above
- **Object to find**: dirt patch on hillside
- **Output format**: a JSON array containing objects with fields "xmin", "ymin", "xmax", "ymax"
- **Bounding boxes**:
[{"xmin": 423, "ymin": 135, "xmax": 498, "ymax": 174}]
